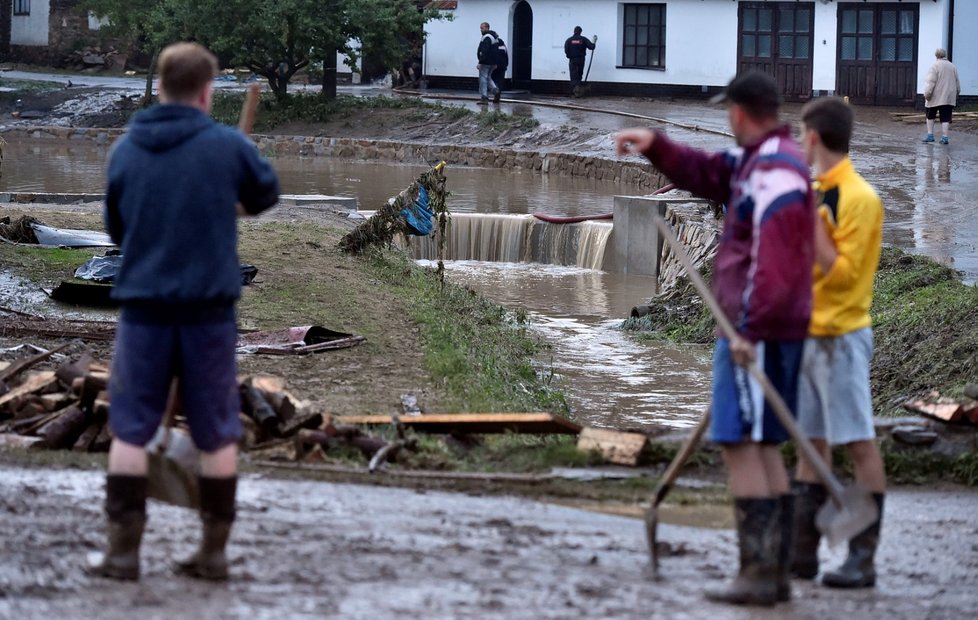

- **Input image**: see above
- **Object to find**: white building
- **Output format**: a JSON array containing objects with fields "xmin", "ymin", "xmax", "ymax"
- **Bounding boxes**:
[{"xmin": 420, "ymin": 0, "xmax": 977, "ymax": 105}]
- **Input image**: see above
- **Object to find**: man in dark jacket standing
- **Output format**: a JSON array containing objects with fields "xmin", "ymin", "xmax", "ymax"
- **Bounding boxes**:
[
  {"xmin": 476, "ymin": 22, "xmax": 501, "ymax": 104},
  {"xmin": 87, "ymin": 41, "xmax": 279, "ymax": 582},
  {"xmin": 564, "ymin": 26, "xmax": 596, "ymax": 96}
]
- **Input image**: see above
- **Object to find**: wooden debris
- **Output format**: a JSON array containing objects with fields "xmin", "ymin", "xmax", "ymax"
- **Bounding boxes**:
[
  {"xmin": 577, "ymin": 427, "xmax": 650, "ymax": 466},
  {"xmin": 337, "ymin": 413, "xmax": 582, "ymax": 435},
  {"xmin": 903, "ymin": 399, "xmax": 964, "ymax": 423},
  {"xmin": 0, "ymin": 371, "xmax": 59, "ymax": 411}
]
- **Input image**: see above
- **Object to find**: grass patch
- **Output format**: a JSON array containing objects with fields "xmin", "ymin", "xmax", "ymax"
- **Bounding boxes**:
[
  {"xmin": 870, "ymin": 247, "xmax": 978, "ymax": 412},
  {"xmin": 0, "ymin": 243, "xmax": 98, "ymax": 285},
  {"xmin": 0, "ymin": 78, "xmax": 64, "ymax": 96},
  {"xmin": 210, "ymin": 91, "xmax": 532, "ymax": 134},
  {"xmin": 365, "ymin": 246, "xmax": 567, "ymax": 414}
]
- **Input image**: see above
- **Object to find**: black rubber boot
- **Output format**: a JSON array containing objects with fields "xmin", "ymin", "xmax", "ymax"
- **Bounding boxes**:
[
  {"xmin": 822, "ymin": 493, "xmax": 884, "ymax": 588},
  {"xmin": 174, "ymin": 476, "xmax": 236, "ymax": 581},
  {"xmin": 791, "ymin": 481, "xmax": 827, "ymax": 579},
  {"xmin": 705, "ymin": 497, "xmax": 780, "ymax": 606},
  {"xmin": 777, "ymin": 493, "xmax": 794, "ymax": 602},
  {"xmin": 86, "ymin": 475, "xmax": 147, "ymax": 581}
]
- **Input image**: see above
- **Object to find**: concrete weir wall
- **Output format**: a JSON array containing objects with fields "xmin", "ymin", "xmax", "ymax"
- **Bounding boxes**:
[{"xmin": 604, "ymin": 195, "xmax": 720, "ymax": 287}]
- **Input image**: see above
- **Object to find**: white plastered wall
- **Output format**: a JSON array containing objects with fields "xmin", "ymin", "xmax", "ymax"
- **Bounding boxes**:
[{"xmin": 10, "ymin": 0, "xmax": 51, "ymax": 46}]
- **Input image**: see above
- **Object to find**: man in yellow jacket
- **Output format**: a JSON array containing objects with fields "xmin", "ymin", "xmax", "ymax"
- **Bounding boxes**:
[{"xmin": 792, "ymin": 97, "xmax": 887, "ymax": 589}]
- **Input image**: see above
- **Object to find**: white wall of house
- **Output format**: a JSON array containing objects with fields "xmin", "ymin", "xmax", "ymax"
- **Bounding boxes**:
[
  {"xmin": 951, "ymin": 0, "xmax": 977, "ymax": 96},
  {"xmin": 420, "ymin": 0, "xmax": 971, "ymax": 97},
  {"xmin": 423, "ymin": 1, "xmax": 511, "ymax": 79},
  {"xmin": 11, "ymin": 1, "xmax": 51, "ymax": 46}
]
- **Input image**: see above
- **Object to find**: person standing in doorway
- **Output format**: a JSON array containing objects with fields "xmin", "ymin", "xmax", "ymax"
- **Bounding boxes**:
[
  {"xmin": 792, "ymin": 97, "xmax": 887, "ymax": 590},
  {"xmin": 615, "ymin": 71, "xmax": 814, "ymax": 606},
  {"xmin": 87, "ymin": 41, "xmax": 280, "ymax": 581},
  {"xmin": 564, "ymin": 26, "xmax": 596, "ymax": 97},
  {"xmin": 476, "ymin": 22, "xmax": 501, "ymax": 104},
  {"xmin": 922, "ymin": 48, "xmax": 960, "ymax": 145}
]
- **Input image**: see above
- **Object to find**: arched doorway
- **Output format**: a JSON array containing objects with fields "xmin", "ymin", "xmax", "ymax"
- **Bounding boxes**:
[{"xmin": 512, "ymin": 1, "xmax": 533, "ymax": 89}]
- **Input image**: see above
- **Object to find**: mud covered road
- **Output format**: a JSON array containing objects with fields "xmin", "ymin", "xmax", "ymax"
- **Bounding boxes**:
[{"xmin": 1, "ymin": 465, "xmax": 975, "ymax": 619}]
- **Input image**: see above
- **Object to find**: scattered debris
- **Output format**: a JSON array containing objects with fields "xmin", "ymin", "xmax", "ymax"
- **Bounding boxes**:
[
  {"xmin": 891, "ymin": 425, "xmax": 940, "ymax": 447},
  {"xmin": 902, "ymin": 391, "xmax": 978, "ymax": 425},
  {"xmin": 236, "ymin": 325, "xmax": 366, "ymax": 355}
]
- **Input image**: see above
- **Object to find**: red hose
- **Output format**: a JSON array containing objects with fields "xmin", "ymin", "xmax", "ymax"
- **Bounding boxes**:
[{"xmin": 532, "ymin": 183, "xmax": 676, "ymax": 223}]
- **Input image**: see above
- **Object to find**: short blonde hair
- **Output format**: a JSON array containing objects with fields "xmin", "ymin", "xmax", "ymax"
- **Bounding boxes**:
[
  {"xmin": 935, "ymin": 48, "xmax": 947, "ymax": 59},
  {"xmin": 158, "ymin": 42, "xmax": 218, "ymax": 103}
]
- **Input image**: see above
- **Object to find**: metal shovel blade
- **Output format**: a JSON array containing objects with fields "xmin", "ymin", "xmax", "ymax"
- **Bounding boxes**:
[
  {"xmin": 146, "ymin": 427, "xmax": 200, "ymax": 510},
  {"xmin": 814, "ymin": 484, "xmax": 879, "ymax": 548}
]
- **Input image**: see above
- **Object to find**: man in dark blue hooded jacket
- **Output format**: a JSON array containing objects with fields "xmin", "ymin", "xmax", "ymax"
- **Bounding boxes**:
[{"xmin": 88, "ymin": 41, "xmax": 279, "ymax": 582}]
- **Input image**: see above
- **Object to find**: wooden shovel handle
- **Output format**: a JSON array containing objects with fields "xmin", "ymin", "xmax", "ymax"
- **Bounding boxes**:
[
  {"xmin": 651, "ymin": 215, "xmax": 847, "ymax": 505},
  {"xmin": 238, "ymin": 83, "xmax": 261, "ymax": 134},
  {"xmin": 652, "ymin": 405, "xmax": 711, "ymax": 507}
]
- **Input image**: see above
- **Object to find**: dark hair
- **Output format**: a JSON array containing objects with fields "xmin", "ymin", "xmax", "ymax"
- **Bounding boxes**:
[
  {"xmin": 574, "ymin": 26, "xmax": 582, "ymax": 35},
  {"xmin": 159, "ymin": 42, "xmax": 217, "ymax": 102},
  {"xmin": 711, "ymin": 71, "xmax": 780, "ymax": 121},
  {"xmin": 801, "ymin": 97, "xmax": 853, "ymax": 154}
]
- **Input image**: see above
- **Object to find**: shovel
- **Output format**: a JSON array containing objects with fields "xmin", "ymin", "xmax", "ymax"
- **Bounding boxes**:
[
  {"xmin": 650, "ymin": 214, "xmax": 878, "ymax": 549},
  {"xmin": 144, "ymin": 84, "xmax": 264, "ymax": 509},
  {"xmin": 646, "ymin": 404, "xmax": 710, "ymax": 576},
  {"xmin": 146, "ymin": 379, "xmax": 200, "ymax": 508}
]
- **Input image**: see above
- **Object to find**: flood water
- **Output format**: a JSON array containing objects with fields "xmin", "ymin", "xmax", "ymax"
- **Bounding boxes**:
[{"xmin": 3, "ymin": 118, "xmax": 976, "ymax": 429}]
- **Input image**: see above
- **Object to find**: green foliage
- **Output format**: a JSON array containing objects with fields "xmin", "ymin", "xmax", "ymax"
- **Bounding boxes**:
[
  {"xmin": 870, "ymin": 247, "xmax": 978, "ymax": 413},
  {"xmin": 459, "ymin": 434, "xmax": 597, "ymax": 472},
  {"xmin": 365, "ymin": 248, "xmax": 568, "ymax": 415},
  {"xmin": 87, "ymin": 0, "xmax": 449, "ymax": 97},
  {"xmin": 210, "ymin": 91, "xmax": 471, "ymax": 133}
]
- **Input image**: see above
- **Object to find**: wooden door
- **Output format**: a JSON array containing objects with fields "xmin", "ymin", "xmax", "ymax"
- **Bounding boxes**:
[
  {"xmin": 737, "ymin": 2, "xmax": 814, "ymax": 102},
  {"xmin": 837, "ymin": 3, "xmax": 918, "ymax": 105}
]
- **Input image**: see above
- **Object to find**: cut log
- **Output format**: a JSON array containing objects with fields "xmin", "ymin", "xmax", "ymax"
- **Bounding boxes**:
[
  {"xmin": 55, "ymin": 353, "xmax": 93, "ymax": 390},
  {"xmin": 39, "ymin": 392, "xmax": 76, "ymax": 412},
  {"xmin": 963, "ymin": 402, "xmax": 978, "ymax": 425},
  {"xmin": 278, "ymin": 411, "xmax": 323, "ymax": 437},
  {"xmin": 0, "ymin": 371, "xmax": 59, "ymax": 411},
  {"xmin": 336, "ymin": 413, "xmax": 582, "ymax": 435},
  {"xmin": 576, "ymin": 427, "xmax": 650, "ymax": 466},
  {"xmin": 36, "ymin": 405, "xmax": 88, "ymax": 449},
  {"xmin": 240, "ymin": 383, "xmax": 280, "ymax": 436},
  {"xmin": 902, "ymin": 399, "xmax": 964, "ymax": 423},
  {"xmin": 73, "ymin": 422, "xmax": 102, "ymax": 452},
  {"xmin": 91, "ymin": 423, "xmax": 113, "ymax": 452},
  {"xmin": 80, "ymin": 372, "xmax": 108, "ymax": 412}
]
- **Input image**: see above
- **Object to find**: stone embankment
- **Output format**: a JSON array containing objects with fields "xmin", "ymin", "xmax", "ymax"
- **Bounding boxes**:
[{"xmin": 0, "ymin": 126, "xmax": 668, "ymax": 189}]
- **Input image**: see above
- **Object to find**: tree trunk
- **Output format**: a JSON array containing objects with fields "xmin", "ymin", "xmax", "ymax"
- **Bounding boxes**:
[
  {"xmin": 142, "ymin": 51, "xmax": 158, "ymax": 108},
  {"xmin": 321, "ymin": 50, "xmax": 338, "ymax": 100}
]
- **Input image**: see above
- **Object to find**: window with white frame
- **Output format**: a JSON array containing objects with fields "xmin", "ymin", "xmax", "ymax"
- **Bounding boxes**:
[
  {"xmin": 622, "ymin": 4, "xmax": 666, "ymax": 69},
  {"xmin": 13, "ymin": 0, "xmax": 30, "ymax": 16}
]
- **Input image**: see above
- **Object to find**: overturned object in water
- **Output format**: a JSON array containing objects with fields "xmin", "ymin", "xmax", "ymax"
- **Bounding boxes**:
[
  {"xmin": 339, "ymin": 161, "xmax": 447, "ymax": 254},
  {"xmin": 236, "ymin": 325, "xmax": 366, "ymax": 355}
]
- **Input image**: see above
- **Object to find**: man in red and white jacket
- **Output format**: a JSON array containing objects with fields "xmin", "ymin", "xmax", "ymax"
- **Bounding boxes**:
[{"xmin": 616, "ymin": 71, "xmax": 814, "ymax": 607}]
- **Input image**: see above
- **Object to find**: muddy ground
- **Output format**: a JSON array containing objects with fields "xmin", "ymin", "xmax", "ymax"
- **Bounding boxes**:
[
  {"xmin": 1, "ymin": 464, "xmax": 976, "ymax": 619},
  {"xmin": 2, "ymin": 79, "xmax": 977, "ymax": 618}
]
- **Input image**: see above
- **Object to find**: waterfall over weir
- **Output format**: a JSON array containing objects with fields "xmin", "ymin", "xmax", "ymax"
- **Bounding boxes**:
[{"xmin": 406, "ymin": 213, "xmax": 613, "ymax": 270}]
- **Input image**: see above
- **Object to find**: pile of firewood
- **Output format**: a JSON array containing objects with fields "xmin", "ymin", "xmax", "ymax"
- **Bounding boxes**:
[{"xmin": 0, "ymin": 347, "xmax": 416, "ymax": 470}]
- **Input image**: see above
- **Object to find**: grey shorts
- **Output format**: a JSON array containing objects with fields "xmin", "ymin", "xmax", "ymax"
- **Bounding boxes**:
[{"xmin": 797, "ymin": 328, "xmax": 876, "ymax": 445}]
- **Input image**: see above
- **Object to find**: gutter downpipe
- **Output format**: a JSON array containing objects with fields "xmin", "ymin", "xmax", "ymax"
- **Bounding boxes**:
[{"xmin": 947, "ymin": 0, "xmax": 954, "ymax": 62}]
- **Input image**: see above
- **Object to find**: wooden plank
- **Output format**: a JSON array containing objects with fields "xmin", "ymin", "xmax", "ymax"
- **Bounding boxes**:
[
  {"xmin": 576, "ymin": 427, "xmax": 649, "ymax": 466},
  {"xmin": 337, "ymin": 413, "xmax": 581, "ymax": 435},
  {"xmin": 902, "ymin": 399, "xmax": 963, "ymax": 424}
]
